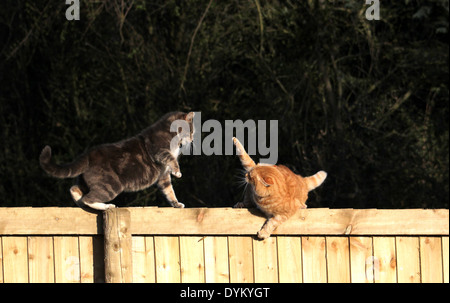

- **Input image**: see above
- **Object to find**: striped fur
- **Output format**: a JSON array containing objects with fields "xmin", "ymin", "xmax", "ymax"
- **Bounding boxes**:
[
  {"xmin": 40, "ymin": 112, "xmax": 194, "ymax": 211},
  {"xmin": 232, "ymin": 137, "xmax": 327, "ymax": 239},
  {"xmin": 233, "ymin": 137, "xmax": 256, "ymax": 171},
  {"xmin": 305, "ymin": 171, "xmax": 327, "ymax": 191},
  {"xmin": 40, "ymin": 146, "xmax": 88, "ymax": 179}
]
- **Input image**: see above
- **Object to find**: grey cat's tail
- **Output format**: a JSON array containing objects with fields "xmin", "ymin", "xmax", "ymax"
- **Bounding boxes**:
[{"xmin": 39, "ymin": 145, "xmax": 88, "ymax": 179}]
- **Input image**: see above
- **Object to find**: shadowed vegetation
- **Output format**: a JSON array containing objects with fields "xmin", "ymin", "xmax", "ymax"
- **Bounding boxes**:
[{"xmin": 1, "ymin": 0, "xmax": 448, "ymax": 208}]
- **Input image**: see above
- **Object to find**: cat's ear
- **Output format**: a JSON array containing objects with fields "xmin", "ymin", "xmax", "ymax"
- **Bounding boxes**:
[
  {"xmin": 258, "ymin": 176, "xmax": 273, "ymax": 187},
  {"xmin": 185, "ymin": 112, "xmax": 195, "ymax": 122},
  {"xmin": 264, "ymin": 176, "xmax": 274, "ymax": 185}
]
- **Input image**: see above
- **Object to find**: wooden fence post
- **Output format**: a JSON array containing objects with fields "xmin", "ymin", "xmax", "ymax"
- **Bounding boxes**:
[{"xmin": 103, "ymin": 208, "xmax": 133, "ymax": 283}]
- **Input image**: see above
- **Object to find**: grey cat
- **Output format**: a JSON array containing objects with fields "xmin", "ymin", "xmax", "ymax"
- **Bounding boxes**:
[{"xmin": 39, "ymin": 111, "xmax": 195, "ymax": 211}]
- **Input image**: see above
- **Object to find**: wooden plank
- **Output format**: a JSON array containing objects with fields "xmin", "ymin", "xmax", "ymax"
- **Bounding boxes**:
[
  {"xmin": 154, "ymin": 236, "xmax": 180, "ymax": 283},
  {"xmin": 253, "ymin": 237, "xmax": 278, "ymax": 283},
  {"xmin": 326, "ymin": 237, "xmax": 350, "ymax": 283},
  {"xmin": 277, "ymin": 236, "xmax": 302, "ymax": 283},
  {"xmin": 396, "ymin": 237, "xmax": 420, "ymax": 283},
  {"xmin": 204, "ymin": 236, "xmax": 229, "ymax": 283},
  {"xmin": 443, "ymin": 237, "xmax": 449, "ymax": 283},
  {"xmin": 349, "ymin": 237, "xmax": 373, "ymax": 283},
  {"xmin": 28, "ymin": 237, "xmax": 55, "ymax": 283},
  {"xmin": 228, "ymin": 236, "xmax": 254, "ymax": 283},
  {"xmin": 53, "ymin": 236, "xmax": 80, "ymax": 283},
  {"xmin": 2, "ymin": 237, "xmax": 29, "ymax": 283},
  {"xmin": 128, "ymin": 208, "xmax": 450, "ymax": 235},
  {"xmin": 78, "ymin": 236, "xmax": 95, "ymax": 283},
  {"xmin": 420, "ymin": 237, "xmax": 443, "ymax": 283},
  {"xmin": 0, "ymin": 208, "xmax": 448, "ymax": 236},
  {"xmin": 301, "ymin": 237, "xmax": 327, "ymax": 283},
  {"xmin": 132, "ymin": 236, "xmax": 156, "ymax": 283},
  {"xmin": 103, "ymin": 208, "xmax": 133, "ymax": 283},
  {"xmin": 144, "ymin": 236, "xmax": 156, "ymax": 282},
  {"xmin": 373, "ymin": 237, "xmax": 397, "ymax": 283},
  {"xmin": 179, "ymin": 236, "xmax": 205, "ymax": 283},
  {"xmin": 0, "ymin": 237, "xmax": 4, "ymax": 283},
  {"xmin": 0, "ymin": 207, "xmax": 99, "ymax": 235}
]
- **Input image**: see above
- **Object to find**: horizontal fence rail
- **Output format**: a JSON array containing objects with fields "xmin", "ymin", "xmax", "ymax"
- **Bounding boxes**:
[
  {"xmin": 0, "ymin": 207, "xmax": 448, "ymax": 283},
  {"xmin": 1, "ymin": 207, "xmax": 448, "ymax": 236}
]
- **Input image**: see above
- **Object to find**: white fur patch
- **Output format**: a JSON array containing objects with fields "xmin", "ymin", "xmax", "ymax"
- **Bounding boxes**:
[
  {"xmin": 70, "ymin": 186, "xmax": 83, "ymax": 201},
  {"xmin": 172, "ymin": 171, "xmax": 182, "ymax": 178},
  {"xmin": 171, "ymin": 146, "xmax": 181, "ymax": 158},
  {"xmin": 258, "ymin": 163, "xmax": 276, "ymax": 166}
]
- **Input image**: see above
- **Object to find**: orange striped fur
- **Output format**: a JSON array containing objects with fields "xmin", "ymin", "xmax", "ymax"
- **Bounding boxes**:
[{"xmin": 233, "ymin": 137, "xmax": 327, "ymax": 239}]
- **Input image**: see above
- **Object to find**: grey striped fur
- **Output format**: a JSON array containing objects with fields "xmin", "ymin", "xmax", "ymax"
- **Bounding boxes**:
[{"xmin": 39, "ymin": 112, "xmax": 194, "ymax": 210}]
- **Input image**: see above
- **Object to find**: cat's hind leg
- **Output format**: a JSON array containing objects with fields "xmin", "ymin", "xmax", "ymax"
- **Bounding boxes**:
[
  {"xmin": 70, "ymin": 185, "xmax": 85, "ymax": 208},
  {"xmin": 77, "ymin": 185, "xmax": 118, "ymax": 211}
]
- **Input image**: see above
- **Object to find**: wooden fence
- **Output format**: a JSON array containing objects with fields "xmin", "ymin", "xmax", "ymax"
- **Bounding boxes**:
[{"xmin": 0, "ymin": 207, "xmax": 448, "ymax": 283}]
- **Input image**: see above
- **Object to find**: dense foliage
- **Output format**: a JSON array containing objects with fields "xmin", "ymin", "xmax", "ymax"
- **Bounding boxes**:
[{"xmin": 1, "ymin": 0, "xmax": 448, "ymax": 208}]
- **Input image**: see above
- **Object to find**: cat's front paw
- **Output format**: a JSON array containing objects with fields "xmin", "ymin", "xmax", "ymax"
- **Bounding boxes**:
[
  {"xmin": 257, "ymin": 229, "xmax": 271, "ymax": 240},
  {"xmin": 172, "ymin": 201, "xmax": 185, "ymax": 208},
  {"xmin": 171, "ymin": 171, "xmax": 182, "ymax": 178},
  {"xmin": 233, "ymin": 202, "xmax": 245, "ymax": 208}
]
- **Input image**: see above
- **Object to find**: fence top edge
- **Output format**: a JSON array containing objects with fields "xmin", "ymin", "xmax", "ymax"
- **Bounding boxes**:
[
  {"xmin": 1, "ymin": 206, "xmax": 449, "ymax": 213},
  {"xmin": 0, "ymin": 207, "xmax": 448, "ymax": 236}
]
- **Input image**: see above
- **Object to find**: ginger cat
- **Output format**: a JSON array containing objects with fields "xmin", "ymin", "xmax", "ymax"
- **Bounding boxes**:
[{"xmin": 232, "ymin": 137, "xmax": 327, "ymax": 239}]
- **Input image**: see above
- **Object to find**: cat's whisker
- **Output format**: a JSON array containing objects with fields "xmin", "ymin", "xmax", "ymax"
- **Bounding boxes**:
[
  {"xmin": 233, "ymin": 177, "xmax": 247, "ymax": 188},
  {"xmin": 233, "ymin": 168, "xmax": 248, "ymax": 188}
]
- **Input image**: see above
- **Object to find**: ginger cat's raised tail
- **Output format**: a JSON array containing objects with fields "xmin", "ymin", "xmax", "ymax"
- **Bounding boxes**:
[{"xmin": 304, "ymin": 171, "xmax": 327, "ymax": 191}]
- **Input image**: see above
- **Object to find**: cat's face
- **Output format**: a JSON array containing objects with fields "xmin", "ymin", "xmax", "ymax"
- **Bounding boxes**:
[
  {"xmin": 180, "ymin": 112, "xmax": 195, "ymax": 146},
  {"xmin": 168, "ymin": 112, "xmax": 195, "ymax": 147}
]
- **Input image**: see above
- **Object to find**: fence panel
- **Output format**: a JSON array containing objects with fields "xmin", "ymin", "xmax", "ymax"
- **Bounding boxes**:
[
  {"xmin": 228, "ymin": 236, "xmax": 254, "ymax": 283},
  {"xmin": 349, "ymin": 237, "xmax": 373, "ymax": 283},
  {"xmin": 154, "ymin": 236, "xmax": 180, "ymax": 283},
  {"xmin": 301, "ymin": 236, "xmax": 327, "ymax": 283},
  {"xmin": 2, "ymin": 237, "xmax": 28, "ymax": 283},
  {"xmin": 204, "ymin": 236, "xmax": 229, "ymax": 283},
  {"xmin": 28, "ymin": 237, "xmax": 54, "ymax": 283},
  {"xmin": 277, "ymin": 236, "xmax": 302, "ymax": 283},
  {"xmin": 420, "ymin": 237, "xmax": 443, "ymax": 283},
  {"xmin": 0, "ymin": 208, "xmax": 448, "ymax": 283},
  {"xmin": 396, "ymin": 237, "xmax": 421, "ymax": 283}
]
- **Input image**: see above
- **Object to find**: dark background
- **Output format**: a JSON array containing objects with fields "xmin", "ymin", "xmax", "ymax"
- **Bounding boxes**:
[{"xmin": 1, "ymin": 0, "xmax": 448, "ymax": 209}]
